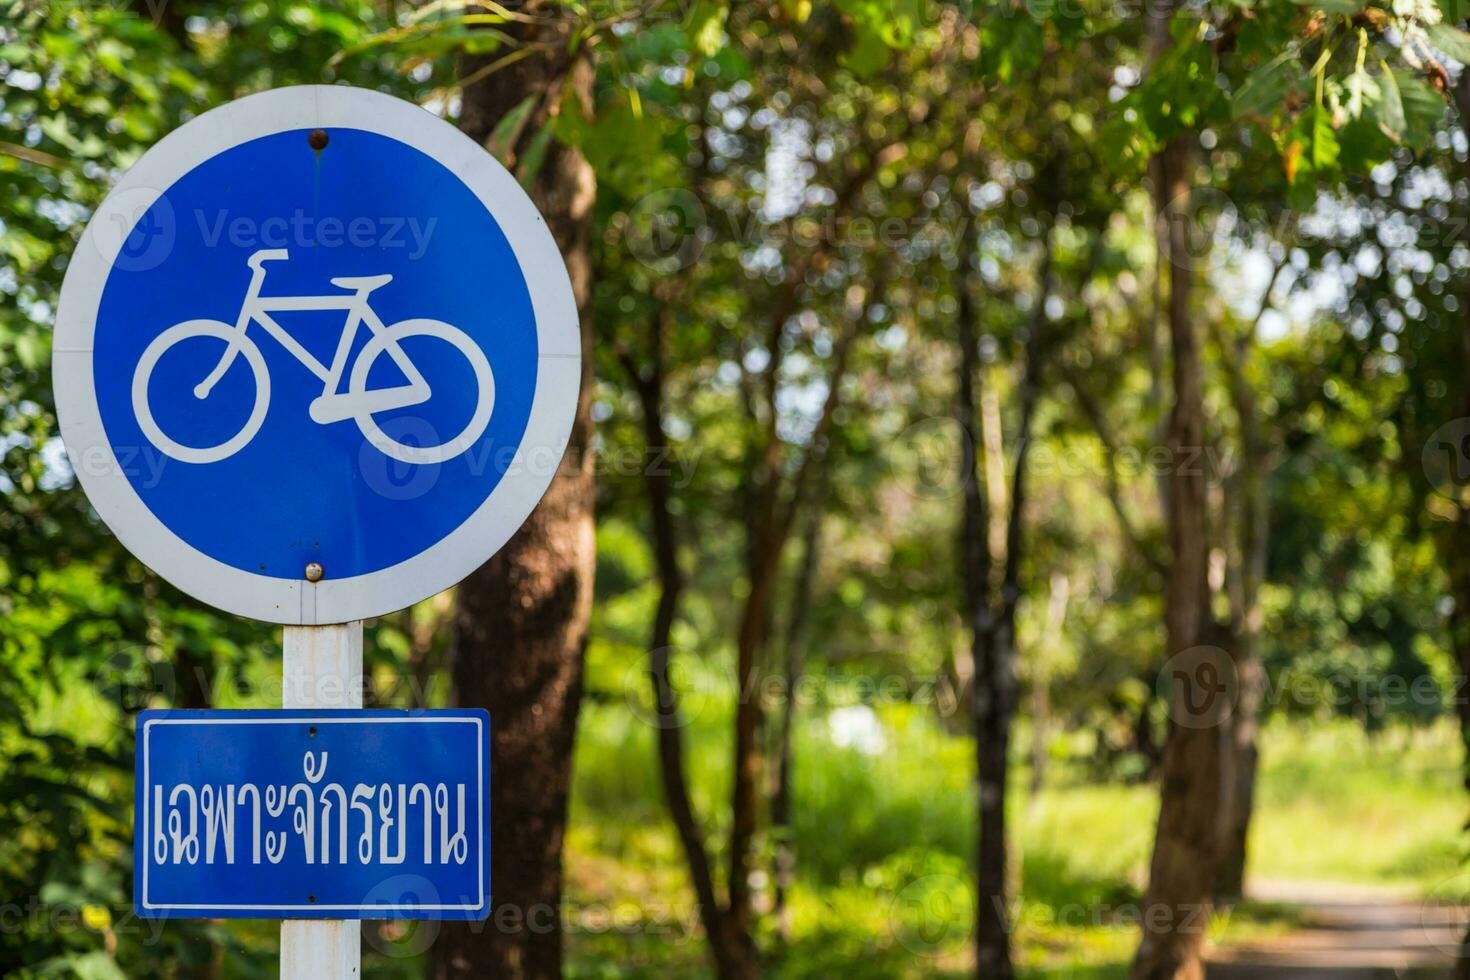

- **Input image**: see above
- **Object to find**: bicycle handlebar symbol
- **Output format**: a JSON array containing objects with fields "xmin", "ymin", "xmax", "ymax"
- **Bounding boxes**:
[{"xmin": 131, "ymin": 249, "xmax": 494, "ymax": 465}]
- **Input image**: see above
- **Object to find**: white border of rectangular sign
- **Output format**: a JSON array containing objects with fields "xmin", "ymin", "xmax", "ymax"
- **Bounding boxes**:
[{"xmin": 140, "ymin": 714, "xmax": 486, "ymax": 914}]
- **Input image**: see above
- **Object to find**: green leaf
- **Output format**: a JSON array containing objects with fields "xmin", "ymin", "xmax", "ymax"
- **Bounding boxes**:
[
  {"xmin": 1311, "ymin": 106, "xmax": 1340, "ymax": 171},
  {"xmin": 1290, "ymin": 0, "xmax": 1363, "ymax": 12},
  {"xmin": 1232, "ymin": 51, "xmax": 1299, "ymax": 119},
  {"xmin": 779, "ymin": 0, "xmax": 812, "ymax": 22},
  {"xmin": 516, "ymin": 123, "xmax": 554, "ymax": 189},
  {"xmin": 842, "ymin": 23, "xmax": 892, "ymax": 77},
  {"xmin": 1375, "ymin": 61, "xmax": 1406, "ymax": 142},
  {"xmin": 61, "ymin": 951, "xmax": 127, "ymax": 980},
  {"xmin": 1393, "ymin": 70, "xmax": 1447, "ymax": 149},
  {"xmin": 1438, "ymin": 0, "xmax": 1470, "ymax": 20},
  {"xmin": 980, "ymin": 16, "xmax": 1043, "ymax": 84},
  {"xmin": 486, "ymin": 94, "xmax": 536, "ymax": 166},
  {"xmin": 1427, "ymin": 22, "xmax": 1470, "ymax": 64},
  {"xmin": 683, "ymin": 1, "xmax": 728, "ymax": 59}
]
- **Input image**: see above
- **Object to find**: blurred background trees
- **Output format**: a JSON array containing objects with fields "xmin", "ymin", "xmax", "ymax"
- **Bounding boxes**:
[{"xmin": 5, "ymin": 0, "xmax": 1470, "ymax": 977}]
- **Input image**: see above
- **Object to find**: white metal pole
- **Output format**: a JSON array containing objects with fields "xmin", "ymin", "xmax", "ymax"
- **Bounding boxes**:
[{"xmin": 281, "ymin": 621, "xmax": 363, "ymax": 980}]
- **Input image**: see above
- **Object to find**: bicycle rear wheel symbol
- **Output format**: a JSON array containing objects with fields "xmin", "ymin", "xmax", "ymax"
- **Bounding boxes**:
[{"xmin": 131, "ymin": 250, "xmax": 494, "ymax": 465}]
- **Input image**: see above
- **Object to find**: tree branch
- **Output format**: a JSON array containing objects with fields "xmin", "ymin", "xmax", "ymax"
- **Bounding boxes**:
[{"xmin": 1060, "ymin": 362, "xmax": 1168, "ymax": 575}]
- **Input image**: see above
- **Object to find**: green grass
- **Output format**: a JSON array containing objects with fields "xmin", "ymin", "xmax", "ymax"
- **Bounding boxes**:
[
  {"xmin": 1245, "ymin": 722, "xmax": 1466, "ymax": 888},
  {"xmin": 564, "ymin": 699, "xmax": 1468, "ymax": 976}
]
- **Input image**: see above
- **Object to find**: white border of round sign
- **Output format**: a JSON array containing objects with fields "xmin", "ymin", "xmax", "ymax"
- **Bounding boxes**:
[{"xmin": 54, "ymin": 85, "xmax": 581, "ymax": 625}]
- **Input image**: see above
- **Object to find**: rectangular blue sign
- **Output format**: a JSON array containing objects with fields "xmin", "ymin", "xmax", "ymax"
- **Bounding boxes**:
[{"xmin": 135, "ymin": 709, "xmax": 490, "ymax": 920}]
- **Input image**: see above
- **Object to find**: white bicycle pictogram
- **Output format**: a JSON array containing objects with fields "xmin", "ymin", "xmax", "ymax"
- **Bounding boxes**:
[{"xmin": 131, "ymin": 248, "xmax": 494, "ymax": 465}]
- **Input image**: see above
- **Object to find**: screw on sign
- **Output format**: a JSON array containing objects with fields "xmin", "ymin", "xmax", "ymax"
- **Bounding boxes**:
[{"xmin": 53, "ymin": 86, "xmax": 580, "ymax": 978}]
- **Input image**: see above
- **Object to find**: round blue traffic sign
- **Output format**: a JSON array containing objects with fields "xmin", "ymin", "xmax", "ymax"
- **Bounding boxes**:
[{"xmin": 55, "ymin": 87, "xmax": 580, "ymax": 624}]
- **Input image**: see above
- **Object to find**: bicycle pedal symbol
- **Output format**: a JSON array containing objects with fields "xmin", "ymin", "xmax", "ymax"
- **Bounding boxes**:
[{"xmin": 131, "ymin": 249, "xmax": 494, "ymax": 465}]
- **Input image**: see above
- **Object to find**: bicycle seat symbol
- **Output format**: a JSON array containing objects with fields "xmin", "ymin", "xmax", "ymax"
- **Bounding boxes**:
[{"xmin": 131, "ymin": 249, "xmax": 494, "ymax": 465}]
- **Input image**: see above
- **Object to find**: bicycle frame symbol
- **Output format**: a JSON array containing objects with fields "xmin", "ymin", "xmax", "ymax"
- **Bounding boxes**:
[{"xmin": 131, "ymin": 248, "xmax": 494, "ymax": 465}]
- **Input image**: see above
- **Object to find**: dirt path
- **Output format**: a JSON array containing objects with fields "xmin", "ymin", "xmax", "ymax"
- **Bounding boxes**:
[{"xmin": 1208, "ymin": 881, "xmax": 1464, "ymax": 979}]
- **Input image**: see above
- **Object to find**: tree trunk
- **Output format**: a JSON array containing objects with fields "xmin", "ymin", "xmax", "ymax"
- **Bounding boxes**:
[
  {"xmin": 1130, "ymin": 135, "xmax": 1222, "ymax": 980},
  {"xmin": 956, "ymin": 260, "xmax": 1013, "ymax": 980},
  {"xmin": 956, "ymin": 263, "xmax": 999, "ymax": 978},
  {"xmin": 621, "ymin": 321, "xmax": 751, "ymax": 980},
  {"xmin": 1449, "ymin": 520, "xmax": 1470, "ymax": 978},
  {"xmin": 1029, "ymin": 571, "xmax": 1068, "ymax": 800},
  {"xmin": 771, "ymin": 506, "xmax": 823, "ymax": 945},
  {"xmin": 726, "ymin": 294, "xmax": 857, "ymax": 972},
  {"xmin": 1432, "ymin": 357, "xmax": 1470, "ymax": 975},
  {"xmin": 1447, "ymin": 65, "xmax": 1470, "ymax": 979},
  {"xmin": 961, "ymin": 206, "xmax": 1052, "ymax": 979},
  {"xmin": 174, "ymin": 645, "xmax": 212, "ymax": 709},
  {"xmin": 433, "ymin": 14, "xmax": 596, "ymax": 979},
  {"xmin": 1215, "ymin": 323, "xmax": 1270, "ymax": 902},
  {"xmin": 728, "ymin": 534, "xmax": 777, "ymax": 967}
]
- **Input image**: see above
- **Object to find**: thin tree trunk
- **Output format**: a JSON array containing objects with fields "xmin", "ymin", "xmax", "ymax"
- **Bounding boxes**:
[
  {"xmin": 619, "ymin": 321, "xmax": 751, "ymax": 979},
  {"xmin": 1449, "ymin": 514, "xmax": 1470, "ymax": 977},
  {"xmin": 771, "ymin": 506, "xmax": 824, "ymax": 944},
  {"xmin": 980, "ymin": 386, "xmax": 1010, "ymax": 565},
  {"xmin": 174, "ymin": 645, "xmax": 212, "ymax": 709},
  {"xmin": 1030, "ymin": 571, "xmax": 1068, "ymax": 799},
  {"xmin": 727, "ymin": 293, "xmax": 859, "ymax": 970},
  {"xmin": 434, "ymin": 12, "xmax": 596, "ymax": 978},
  {"xmin": 955, "ymin": 260, "xmax": 1003, "ymax": 980},
  {"xmin": 1130, "ymin": 134, "xmax": 1222, "ymax": 980},
  {"xmin": 728, "ymin": 550, "xmax": 772, "ymax": 957},
  {"xmin": 962, "ymin": 207, "xmax": 1053, "ymax": 979},
  {"xmin": 1441, "ymin": 63, "xmax": 1470, "ymax": 978},
  {"xmin": 1215, "ymin": 481, "xmax": 1265, "ymax": 900},
  {"xmin": 1212, "ymin": 282, "xmax": 1276, "ymax": 902}
]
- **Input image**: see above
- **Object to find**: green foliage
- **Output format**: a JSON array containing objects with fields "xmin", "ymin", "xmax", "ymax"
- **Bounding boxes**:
[{"xmin": 6, "ymin": 0, "xmax": 1470, "ymax": 973}]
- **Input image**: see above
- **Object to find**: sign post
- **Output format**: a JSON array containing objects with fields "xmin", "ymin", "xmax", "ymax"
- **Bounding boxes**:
[
  {"xmin": 281, "ymin": 622, "xmax": 363, "ymax": 980},
  {"xmin": 56, "ymin": 84, "xmax": 578, "ymax": 975}
]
